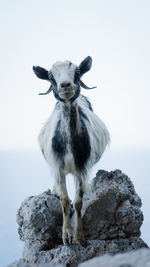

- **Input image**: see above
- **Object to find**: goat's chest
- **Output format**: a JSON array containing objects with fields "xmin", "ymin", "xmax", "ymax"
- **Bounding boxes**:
[{"xmin": 52, "ymin": 117, "xmax": 91, "ymax": 171}]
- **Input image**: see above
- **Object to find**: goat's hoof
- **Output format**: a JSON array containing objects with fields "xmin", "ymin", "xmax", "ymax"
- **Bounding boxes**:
[
  {"xmin": 74, "ymin": 231, "xmax": 85, "ymax": 245},
  {"xmin": 63, "ymin": 228, "xmax": 73, "ymax": 245}
]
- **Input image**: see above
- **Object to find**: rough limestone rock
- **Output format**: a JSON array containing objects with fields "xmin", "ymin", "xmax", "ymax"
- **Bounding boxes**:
[
  {"xmin": 17, "ymin": 190, "xmax": 64, "ymax": 251},
  {"xmin": 9, "ymin": 263, "xmax": 62, "ymax": 267},
  {"xmin": 9, "ymin": 248, "xmax": 150, "ymax": 267},
  {"xmin": 79, "ymin": 248, "xmax": 150, "ymax": 267},
  {"xmin": 15, "ymin": 170, "xmax": 148, "ymax": 267},
  {"xmin": 81, "ymin": 169, "xmax": 143, "ymax": 240}
]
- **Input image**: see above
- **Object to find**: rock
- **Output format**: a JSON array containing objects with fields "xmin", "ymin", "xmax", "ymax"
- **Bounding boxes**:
[
  {"xmin": 8, "ymin": 263, "xmax": 62, "ymax": 267},
  {"xmin": 79, "ymin": 248, "xmax": 150, "ymax": 267},
  {"xmin": 9, "ymin": 248, "xmax": 150, "ymax": 267},
  {"xmin": 21, "ymin": 238, "xmax": 147, "ymax": 267},
  {"xmin": 17, "ymin": 189, "xmax": 64, "ymax": 251},
  {"xmin": 14, "ymin": 170, "xmax": 148, "ymax": 267},
  {"xmin": 81, "ymin": 169, "xmax": 143, "ymax": 240}
]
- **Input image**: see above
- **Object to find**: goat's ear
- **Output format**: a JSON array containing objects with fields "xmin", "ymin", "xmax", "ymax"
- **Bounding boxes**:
[
  {"xmin": 79, "ymin": 56, "xmax": 92, "ymax": 77},
  {"xmin": 33, "ymin": 66, "xmax": 49, "ymax": 80}
]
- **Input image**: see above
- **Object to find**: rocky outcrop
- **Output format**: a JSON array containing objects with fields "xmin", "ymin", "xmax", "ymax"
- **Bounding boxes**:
[
  {"xmin": 79, "ymin": 248, "xmax": 150, "ymax": 267},
  {"xmin": 9, "ymin": 248, "xmax": 150, "ymax": 267},
  {"xmin": 14, "ymin": 170, "xmax": 148, "ymax": 266},
  {"xmin": 9, "ymin": 263, "xmax": 62, "ymax": 267},
  {"xmin": 82, "ymin": 169, "xmax": 143, "ymax": 240},
  {"xmin": 17, "ymin": 190, "xmax": 63, "ymax": 251}
]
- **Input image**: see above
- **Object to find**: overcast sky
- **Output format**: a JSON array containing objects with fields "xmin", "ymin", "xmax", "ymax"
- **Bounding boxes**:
[{"xmin": 0, "ymin": 0, "xmax": 150, "ymax": 150}]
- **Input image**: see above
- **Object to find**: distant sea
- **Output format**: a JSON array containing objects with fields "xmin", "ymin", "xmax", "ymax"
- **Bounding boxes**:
[{"xmin": 0, "ymin": 147, "xmax": 150, "ymax": 266}]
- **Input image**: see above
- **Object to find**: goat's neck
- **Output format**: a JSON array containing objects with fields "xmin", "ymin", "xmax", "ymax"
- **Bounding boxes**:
[{"xmin": 60, "ymin": 100, "xmax": 82, "ymax": 134}]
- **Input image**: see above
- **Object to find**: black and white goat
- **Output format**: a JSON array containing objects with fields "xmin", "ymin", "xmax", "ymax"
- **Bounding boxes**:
[{"xmin": 33, "ymin": 56, "xmax": 110, "ymax": 245}]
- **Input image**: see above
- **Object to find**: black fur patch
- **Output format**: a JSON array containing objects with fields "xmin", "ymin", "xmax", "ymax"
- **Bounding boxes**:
[
  {"xmin": 79, "ymin": 189, "xmax": 83, "ymax": 198},
  {"xmin": 78, "ymin": 106, "xmax": 89, "ymax": 121},
  {"xmin": 70, "ymin": 106, "xmax": 91, "ymax": 171},
  {"xmin": 84, "ymin": 97, "xmax": 93, "ymax": 111},
  {"xmin": 77, "ymin": 209, "xmax": 81, "ymax": 217},
  {"xmin": 63, "ymin": 207, "xmax": 66, "ymax": 215},
  {"xmin": 81, "ymin": 95, "xmax": 93, "ymax": 111},
  {"xmin": 52, "ymin": 120, "xmax": 67, "ymax": 157},
  {"xmin": 33, "ymin": 66, "xmax": 49, "ymax": 80},
  {"xmin": 74, "ymin": 67, "xmax": 80, "ymax": 84},
  {"xmin": 70, "ymin": 84, "xmax": 81, "ymax": 103},
  {"xmin": 79, "ymin": 56, "xmax": 92, "ymax": 77}
]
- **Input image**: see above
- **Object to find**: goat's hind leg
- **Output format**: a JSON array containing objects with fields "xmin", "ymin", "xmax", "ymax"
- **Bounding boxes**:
[{"xmin": 55, "ymin": 175, "xmax": 73, "ymax": 245}]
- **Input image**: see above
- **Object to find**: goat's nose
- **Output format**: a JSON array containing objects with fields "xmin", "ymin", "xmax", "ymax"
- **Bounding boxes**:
[{"xmin": 60, "ymin": 82, "xmax": 72, "ymax": 89}]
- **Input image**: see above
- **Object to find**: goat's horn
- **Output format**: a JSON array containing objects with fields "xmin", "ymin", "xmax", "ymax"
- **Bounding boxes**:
[
  {"xmin": 39, "ymin": 85, "xmax": 53, "ymax": 95},
  {"xmin": 80, "ymin": 80, "xmax": 97, "ymax": 90}
]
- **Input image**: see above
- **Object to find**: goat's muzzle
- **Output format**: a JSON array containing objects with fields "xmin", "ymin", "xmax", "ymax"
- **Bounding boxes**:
[{"xmin": 59, "ymin": 82, "xmax": 75, "ymax": 100}]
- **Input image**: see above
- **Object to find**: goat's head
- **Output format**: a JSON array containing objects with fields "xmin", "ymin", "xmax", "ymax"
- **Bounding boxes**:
[{"xmin": 33, "ymin": 56, "xmax": 96, "ymax": 102}]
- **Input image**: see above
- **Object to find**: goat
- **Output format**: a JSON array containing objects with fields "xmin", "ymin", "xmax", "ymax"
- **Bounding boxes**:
[{"xmin": 33, "ymin": 56, "xmax": 110, "ymax": 245}]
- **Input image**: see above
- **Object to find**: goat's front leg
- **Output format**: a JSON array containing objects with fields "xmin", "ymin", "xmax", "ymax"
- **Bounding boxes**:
[
  {"xmin": 55, "ymin": 176, "xmax": 73, "ymax": 245},
  {"xmin": 73, "ymin": 179, "xmax": 84, "ymax": 243}
]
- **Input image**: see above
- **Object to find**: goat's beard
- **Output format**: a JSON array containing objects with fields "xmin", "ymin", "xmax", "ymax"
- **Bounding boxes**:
[
  {"xmin": 53, "ymin": 84, "xmax": 81, "ymax": 103},
  {"xmin": 59, "ymin": 91, "xmax": 75, "ymax": 101}
]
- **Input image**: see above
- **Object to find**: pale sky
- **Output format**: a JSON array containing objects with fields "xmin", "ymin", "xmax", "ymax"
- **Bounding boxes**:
[{"xmin": 0, "ymin": 0, "xmax": 150, "ymax": 150}]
